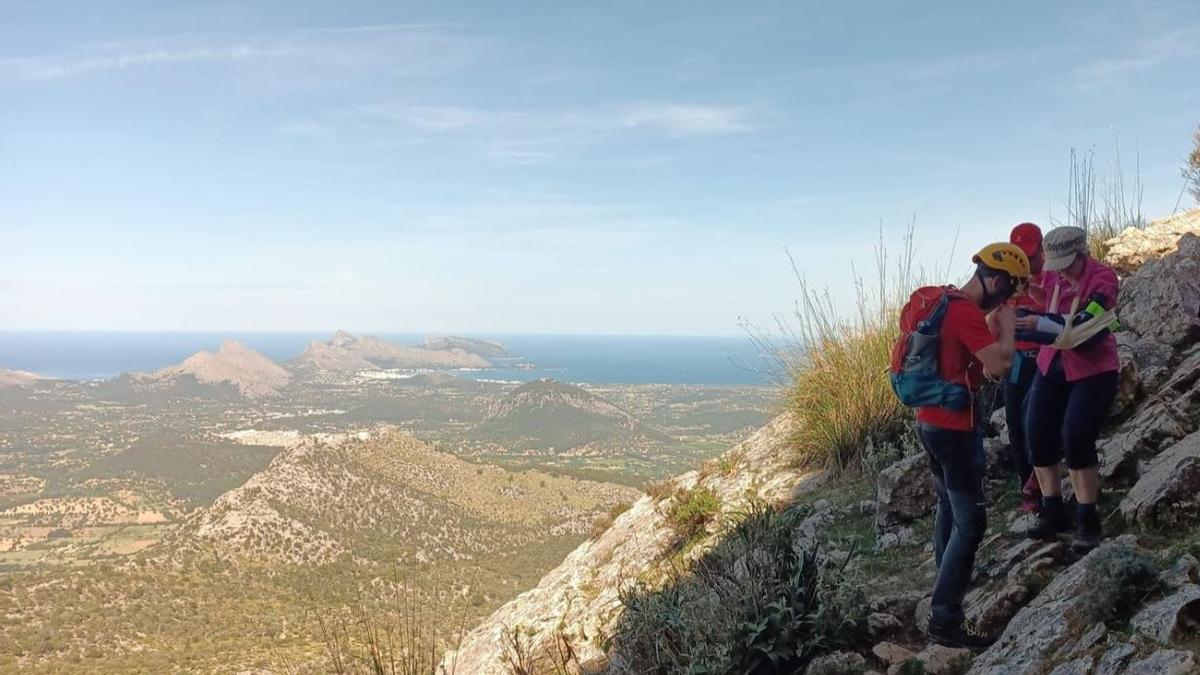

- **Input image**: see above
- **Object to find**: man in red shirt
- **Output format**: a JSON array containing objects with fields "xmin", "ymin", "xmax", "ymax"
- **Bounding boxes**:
[
  {"xmin": 1006, "ymin": 223, "xmax": 1047, "ymax": 512},
  {"xmin": 908, "ymin": 243, "xmax": 1028, "ymax": 650}
]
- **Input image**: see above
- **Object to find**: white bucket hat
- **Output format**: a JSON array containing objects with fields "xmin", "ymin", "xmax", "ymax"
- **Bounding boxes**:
[{"xmin": 1042, "ymin": 226, "xmax": 1088, "ymax": 271}]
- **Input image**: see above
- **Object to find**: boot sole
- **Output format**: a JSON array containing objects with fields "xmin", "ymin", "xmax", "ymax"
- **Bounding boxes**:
[{"xmin": 925, "ymin": 632, "xmax": 994, "ymax": 652}]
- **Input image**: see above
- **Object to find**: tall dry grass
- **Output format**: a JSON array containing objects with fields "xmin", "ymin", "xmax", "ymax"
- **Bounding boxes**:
[
  {"xmin": 315, "ymin": 569, "xmax": 471, "ymax": 675},
  {"xmin": 747, "ymin": 228, "xmax": 920, "ymax": 474},
  {"xmin": 1056, "ymin": 140, "xmax": 1144, "ymax": 262}
]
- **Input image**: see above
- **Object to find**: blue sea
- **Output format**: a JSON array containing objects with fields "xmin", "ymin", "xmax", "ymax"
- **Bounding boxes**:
[{"xmin": 0, "ymin": 332, "xmax": 774, "ymax": 386}]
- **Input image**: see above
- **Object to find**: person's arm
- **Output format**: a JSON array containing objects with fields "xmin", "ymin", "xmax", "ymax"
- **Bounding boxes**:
[{"xmin": 976, "ymin": 305, "xmax": 1015, "ymax": 378}]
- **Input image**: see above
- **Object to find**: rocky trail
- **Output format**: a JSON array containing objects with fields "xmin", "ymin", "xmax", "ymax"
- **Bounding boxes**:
[{"xmin": 445, "ymin": 210, "xmax": 1200, "ymax": 675}]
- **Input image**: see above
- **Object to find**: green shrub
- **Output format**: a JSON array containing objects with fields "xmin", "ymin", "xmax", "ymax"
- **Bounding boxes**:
[
  {"xmin": 1076, "ymin": 545, "xmax": 1158, "ymax": 627},
  {"xmin": 605, "ymin": 506, "xmax": 870, "ymax": 673},
  {"xmin": 664, "ymin": 486, "xmax": 721, "ymax": 541}
]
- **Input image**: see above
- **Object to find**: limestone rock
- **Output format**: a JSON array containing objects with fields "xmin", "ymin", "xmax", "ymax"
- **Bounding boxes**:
[
  {"xmin": 908, "ymin": 644, "xmax": 971, "ymax": 675},
  {"xmin": 1159, "ymin": 554, "xmax": 1200, "ymax": 588},
  {"xmin": 1130, "ymin": 583, "xmax": 1200, "ymax": 645},
  {"xmin": 1047, "ymin": 656, "xmax": 1093, "ymax": 675},
  {"xmin": 914, "ymin": 596, "xmax": 932, "ymax": 633},
  {"xmin": 871, "ymin": 590, "xmax": 925, "ymax": 623},
  {"xmin": 868, "ymin": 612, "xmax": 903, "ymax": 639},
  {"xmin": 1122, "ymin": 648, "xmax": 1196, "ymax": 675},
  {"xmin": 968, "ymin": 543, "xmax": 1153, "ymax": 674},
  {"xmin": 989, "ymin": 408, "xmax": 1009, "ymax": 445},
  {"xmin": 872, "ymin": 641, "xmax": 916, "ymax": 667},
  {"xmin": 1008, "ymin": 512, "xmax": 1039, "ymax": 535},
  {"xmin": 965, "ymin": 541, "xmax": 1069, "ymax": 635},
  {"xmin": 875, "ymin": 453, "xmax": 934, "ymax": 531},
  {"xmin": 794, "ymin": 504, "xmax": 837, "ymax": 552},
  {"xmin": 1118, "ymin": 232, "xmax": 1200, "ymax": 348},
  {"xmin": 1112, "ymin": 343, "xmax": 1142, "ymax": 418},
  {"xmin": 877, "ymin": 526, "xmax": 916, "ymax": 552},
  {"xmin": 1100, "ymin": 349, "xmax": 1200, "ymax": 484},
  {"xmin": 1105, "ymin": 208, "xmax": 1200, "ymax": 275},
  {"xmin": 1054, "ymin": 621, "xmax": 1106, "ymax": 661},
  {"xmin": 1095, "ymin": 641, "xmax": 1137, "ymax": 675},
  {"xmin": 1121, "ymin": 430, "xmax": 1200, "ymax": 527},
  {"xmin": 1124, "ymin": 333, "xmax": 1177, "ymax": 393}
]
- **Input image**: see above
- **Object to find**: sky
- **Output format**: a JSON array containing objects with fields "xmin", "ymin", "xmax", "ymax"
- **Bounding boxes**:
[{"xmin": 2, "ymin": 1, "xmax": 1198, "ymax": 335}]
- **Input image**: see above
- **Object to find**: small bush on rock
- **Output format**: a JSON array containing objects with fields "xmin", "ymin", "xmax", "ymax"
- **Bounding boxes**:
[
  {"xmin": 642, "ymin": 479, "xmax": 674, "ymax": 502},
  {"xmin": 1077, "ymin": 545, "xmax": 1158, "ymax": 626},
  {"xmin": 664, "ymin": 486, "xmax": 721, "ymax": 541}
]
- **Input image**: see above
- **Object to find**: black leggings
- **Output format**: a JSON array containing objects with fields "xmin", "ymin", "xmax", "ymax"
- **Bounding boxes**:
[
  {"xmin": 1003, "ymin": 350, "xmax": 1039, "ymax": 483},
  {"xmin": 1026, "ymin": 359, "xmax": 1119, "ymax": 470}
]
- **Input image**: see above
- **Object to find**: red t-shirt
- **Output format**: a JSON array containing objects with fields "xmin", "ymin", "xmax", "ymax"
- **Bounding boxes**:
[{"xmin": 915, "ymin": 296, "xmax": 997, "ymax": 431}]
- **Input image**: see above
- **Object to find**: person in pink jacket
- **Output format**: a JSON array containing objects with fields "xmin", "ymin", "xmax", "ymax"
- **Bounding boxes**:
[{"xmin": 1016, "ymin": 226, "xmax": 1120, "ymax": 552}]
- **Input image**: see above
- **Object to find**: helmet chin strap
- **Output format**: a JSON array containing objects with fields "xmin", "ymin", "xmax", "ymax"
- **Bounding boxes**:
[{"xmin": 977, "ymin": 269, "xmax": 1006, "ymax": 311}]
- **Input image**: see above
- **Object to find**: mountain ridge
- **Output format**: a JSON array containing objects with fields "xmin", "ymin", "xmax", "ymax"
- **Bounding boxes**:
[
  {"xmin": 471, "ymin": 378, "xmax": 672, "ymax": 451},
  {"xmin": 0, "ymin": 367, "xmax": 46, "ymax": 389},
  {"xmin": 293, "ymin": 330, "xmax": 491, "ymax": 372},
  {"xmin": 102, "ymin": 340, "xmax": 292, "ymax": 399}
]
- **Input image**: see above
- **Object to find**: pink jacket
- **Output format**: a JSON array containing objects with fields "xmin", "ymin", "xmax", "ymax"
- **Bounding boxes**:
[{"xmin": 1036, "ymin": 256, "xmax": 1120, "ymax": 381}]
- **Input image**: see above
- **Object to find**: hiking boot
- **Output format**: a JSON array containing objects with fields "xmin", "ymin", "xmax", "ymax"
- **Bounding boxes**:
[
  {"xmin": 1027, "ymin": 497, "xmax": 1070, "ymax": 540},
  {"xmin": 1019, "ymin": 474, "xmax": 1042, "ymax": 514},
  {"xmin": 926, "ymin": 616, "xmax": 997, "ymax": 651},
  {"xmin": 1071, "ymin": 505, "xmax": 1103, "ymax": 554}
]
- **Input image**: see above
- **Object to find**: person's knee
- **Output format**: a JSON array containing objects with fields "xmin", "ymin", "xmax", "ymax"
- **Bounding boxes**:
[
  {"xmin": 955, "ymin": 505, "xmax": 987, "ymax": 545},
  {"xmin": 1028, "ymin": 434, "xmax": 1061, "ymax": 468},
  {"xmin": 966, "ymin": 508, "xmax": 987, "ymax": 546},
  {"xmin": 1061, "ymin": 418, "xmax": 1100, "ymax": 469},
  {"xmin": 1063, "ymin": 434, "xmax": 1100, "ymax": 470}
]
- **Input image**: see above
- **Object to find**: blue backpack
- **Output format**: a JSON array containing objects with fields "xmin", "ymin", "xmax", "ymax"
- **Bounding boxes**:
[{"xmin": 888, "ymin": 287, "xmax": 971, "ymax": 410}]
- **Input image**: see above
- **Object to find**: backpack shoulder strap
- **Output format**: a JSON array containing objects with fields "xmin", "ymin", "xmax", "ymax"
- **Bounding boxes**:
[{"xmin": 942, "ymin": 286, "xmax": 971, "ymax": 302}]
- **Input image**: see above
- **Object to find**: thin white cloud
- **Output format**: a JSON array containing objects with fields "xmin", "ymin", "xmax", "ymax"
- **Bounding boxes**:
[
  {"xmin": 619, "ymin": 104, "xmax": 751, "ymax": 136},
  {"xmin": 2, "ymin": 44, "xmax": 293, "ymax": 80},
  {"xmin": 355, "ymin": 103, "xmax": 502, "ymax": 131},
  {"xmin": 0, "ymin": 24, "xmax": 486, "ymax": 82},
  {"xmin": 336, "ymin": 100, "xmax": 754, "ymax": 153},
  {"xmin": 1072, "ymin": 26, "xmax": 1200, "ymax": 87}
]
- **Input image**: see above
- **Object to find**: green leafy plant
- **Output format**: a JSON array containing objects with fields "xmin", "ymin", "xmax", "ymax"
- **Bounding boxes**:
[
  {"xmin": 664, "ymin": 486, "xmax": 721, "ymax": 541},
  {"xmin": 604, "ymin": 506, "xmax": 870, "ymax": 674}
]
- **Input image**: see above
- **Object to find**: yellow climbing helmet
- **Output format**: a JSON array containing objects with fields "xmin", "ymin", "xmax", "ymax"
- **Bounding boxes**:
[{"xmin": 973, "ymin": 242, "xmax": 1031, "ymax": 288}]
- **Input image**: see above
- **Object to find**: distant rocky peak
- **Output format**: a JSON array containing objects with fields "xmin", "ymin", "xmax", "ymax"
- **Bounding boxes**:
[
  {"xmin": 217, "ymin": 340, "xmax": 252, "ymax": 355},
  {"xmin": 330, "ymin": 330, "xmax": 357, "ymax": 348}
]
